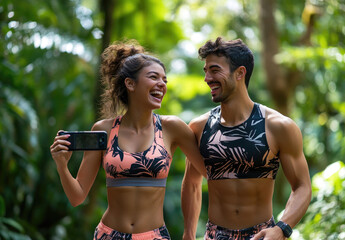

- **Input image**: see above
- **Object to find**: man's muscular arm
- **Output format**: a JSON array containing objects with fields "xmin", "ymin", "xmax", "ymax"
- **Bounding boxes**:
[
  {"xmin": 275, "ymin": 118, "xmax": 312, "ymax": 227},
  {"xmin": 181, "ymin": 114, "xmax": 208, "ymax": 240},
  {"xmin": 182, "ymin": 160, "xmax": 203, "ymax": 240},
  {"xmin": 251, "ymin": 114, "xmax": 312, "ymax": 240}
]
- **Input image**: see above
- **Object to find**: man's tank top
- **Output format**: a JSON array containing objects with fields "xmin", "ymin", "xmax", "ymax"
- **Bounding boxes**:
[
  {"xmin": 103, "ymin": 113, "xmax": 172, "ymax": 187},
  {"xmin": 199, "ymin": 103, "xmax": 280, "ymax": 180}
]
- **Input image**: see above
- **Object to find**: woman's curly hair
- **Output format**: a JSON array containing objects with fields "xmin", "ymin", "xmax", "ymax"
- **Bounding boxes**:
[{"xmin": 99, "ymin": 40, "xmax": 165, "ymax": 118}]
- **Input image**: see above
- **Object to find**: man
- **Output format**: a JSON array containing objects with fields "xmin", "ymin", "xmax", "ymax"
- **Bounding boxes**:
[{"xmin": 181, "ymin": 37, "xmax": 311, "ymax": 240}]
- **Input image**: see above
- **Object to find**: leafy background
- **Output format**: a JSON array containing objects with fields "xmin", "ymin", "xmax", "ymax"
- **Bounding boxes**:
[{"xmin": 0, "ymin": 0, "xmax": 344, "ymax": 239}]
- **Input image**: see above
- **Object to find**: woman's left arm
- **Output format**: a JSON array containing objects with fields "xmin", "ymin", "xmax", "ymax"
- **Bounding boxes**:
[{"xmin": 162, "ymin": 115, "xmax": 206, "ymax": 177}]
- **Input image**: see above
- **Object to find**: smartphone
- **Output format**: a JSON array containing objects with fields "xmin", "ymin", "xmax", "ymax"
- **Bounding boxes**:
[{"xmin": 58, "ymin": 131, "xmax": 107, "ymax": 151}]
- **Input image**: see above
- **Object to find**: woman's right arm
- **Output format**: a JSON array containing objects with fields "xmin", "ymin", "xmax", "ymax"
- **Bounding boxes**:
[{"xmin": 50, "ymin": 120, "xmax": 107, "ymax": 207}]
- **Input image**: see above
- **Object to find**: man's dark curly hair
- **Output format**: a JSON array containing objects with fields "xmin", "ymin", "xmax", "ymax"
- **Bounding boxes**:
[{"xmin": 198, "ymin": 37, "xmax": 254, "ymax": 88}]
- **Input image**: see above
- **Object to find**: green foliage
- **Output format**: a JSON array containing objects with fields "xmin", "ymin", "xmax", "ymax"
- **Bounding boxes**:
[
  {"xmin": 277, "ymin": 46, "xmax": 345, "ymax": 174},
  {"xmin": 0, "ymin": 196, "xmax": 32, "ymax": 240},
  {"xmin": 295, "ymin": 161, "xmax": 345, "ymax": 240},
  {"xmin": 111, "ymin": 0, "xmax": 184, "ymax": 53},
  {"xmin": 1, "ymin": 0, "xmax": 100, "ymax": 238}
]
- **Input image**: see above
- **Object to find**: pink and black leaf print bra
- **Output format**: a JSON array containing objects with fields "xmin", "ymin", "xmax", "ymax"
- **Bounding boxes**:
[
  {"xmin": 199, "ymin": 103, "xmax": 280, "ymax": 180},
  {"xmin": 103, "ymin": 113, "xmax": 172, "ymax": 187}
]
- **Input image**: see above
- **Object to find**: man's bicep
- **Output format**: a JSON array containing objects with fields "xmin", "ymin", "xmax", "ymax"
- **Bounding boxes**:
[
  {"xmin": 279, "ymin": 122, "xmax": 310, "ymax": 190},
  {"xmin": 280, "ymin": 152, "xmax": 310, "ymax": 190}
]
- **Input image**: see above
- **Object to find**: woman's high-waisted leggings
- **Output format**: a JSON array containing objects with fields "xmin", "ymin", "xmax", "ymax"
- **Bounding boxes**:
[{"xmin": 94, "ymin": 221, "xmax": 171, "ymax": 240}]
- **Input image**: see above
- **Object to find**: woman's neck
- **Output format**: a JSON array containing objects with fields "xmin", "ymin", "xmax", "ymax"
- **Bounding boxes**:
[{"xmin": 121, "ymin": 108, "xmax": 153, "ymax": 133}]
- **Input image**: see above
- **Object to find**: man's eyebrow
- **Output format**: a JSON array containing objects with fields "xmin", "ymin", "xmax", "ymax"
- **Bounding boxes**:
[
  {"xmin": 209, "ymin": 65, "xmax": 221, "ymax": 69},
  {"xmin": 204, "ymin": 65, "xmax": 221, "ymax": 71}
]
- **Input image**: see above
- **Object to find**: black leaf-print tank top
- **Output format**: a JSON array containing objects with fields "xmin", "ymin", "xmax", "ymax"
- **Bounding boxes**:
[{"xmin": 199, "ymin": 103, "xmax": 280, "ymax": 180}]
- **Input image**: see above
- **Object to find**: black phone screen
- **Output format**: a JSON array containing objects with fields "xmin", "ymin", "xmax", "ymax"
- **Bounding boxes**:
[{"xmin": 59, "ymin": 131, "xmax": 107, "ymax": 151}]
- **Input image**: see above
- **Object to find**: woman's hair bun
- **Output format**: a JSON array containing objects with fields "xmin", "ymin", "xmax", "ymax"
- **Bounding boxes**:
[{"xmin": 101, "ymin": 39, "xmax": 145, "ymax": 84}]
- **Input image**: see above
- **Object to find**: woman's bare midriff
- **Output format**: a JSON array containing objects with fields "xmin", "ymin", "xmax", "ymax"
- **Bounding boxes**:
[
  {"xmin": 101, "ymin": 186, "xmax": 166, "ymax": 233},
  {"xmin": 208, "ymin": 178, "xmax": 275, "ymax": 229}
]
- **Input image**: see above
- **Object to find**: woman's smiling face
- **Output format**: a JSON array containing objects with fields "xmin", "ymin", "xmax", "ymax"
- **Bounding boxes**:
[{"xmin": 129, "ymin": 62, "xmax": 167, "ymax": 109}]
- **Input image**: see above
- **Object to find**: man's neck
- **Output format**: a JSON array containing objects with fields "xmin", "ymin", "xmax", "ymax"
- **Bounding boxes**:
[{"xmin": 219, "ymin": 94, "xmax": 254, "ymax": 127}]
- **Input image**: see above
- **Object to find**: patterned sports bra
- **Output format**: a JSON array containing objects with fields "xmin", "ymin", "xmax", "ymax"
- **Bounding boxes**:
[
  {"xmin": 199, "ymin": 103, "xmax": 280, "ymax": 180},
  {"xmin": 103, "ymin": 113, "xmax": 172, "ymax": 187}
]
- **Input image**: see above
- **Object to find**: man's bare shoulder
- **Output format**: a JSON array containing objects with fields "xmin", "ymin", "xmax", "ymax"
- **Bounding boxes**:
[{"xmin": 264, "ymin": 106, "xmax": 301, "ymax": 140}]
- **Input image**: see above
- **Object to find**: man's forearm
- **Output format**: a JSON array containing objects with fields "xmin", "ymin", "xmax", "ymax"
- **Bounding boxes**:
[
  {"xmin": 181, "ymin": 161, "xmax": 203, "ymax": 240},
  {"xmin": 279, "ymin": 184, "xmax": 312, "ymax": 228},
  {"xmin": 181, "ymin": 180, "xmax": 202, "ymax": 239}
]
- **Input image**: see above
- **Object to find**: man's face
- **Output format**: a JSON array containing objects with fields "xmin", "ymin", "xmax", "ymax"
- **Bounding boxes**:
[{"xmin": 203, "ymin": 54, "xmax": 235, "ymax": 103}]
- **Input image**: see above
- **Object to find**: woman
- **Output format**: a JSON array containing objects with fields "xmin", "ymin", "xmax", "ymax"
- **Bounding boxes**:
[{"xmin": 50, "ymin": 40, "xmax": 206, "ymax": 240}]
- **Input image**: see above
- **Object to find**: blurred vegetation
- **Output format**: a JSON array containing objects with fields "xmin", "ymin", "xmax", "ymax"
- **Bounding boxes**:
[
  {"xmin": 294, "ymin": 161, "xmax": 345, "ymax": 240},
  {"xmin": 0, "ymin": 0, "xmax": 344, "ymax": 239}
]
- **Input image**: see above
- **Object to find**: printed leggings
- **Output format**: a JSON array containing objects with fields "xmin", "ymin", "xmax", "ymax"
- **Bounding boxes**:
[
  {"xmin": 204, "ymin": 216, "xmax": 275, "ymax": 240},
  {"xmin": 93, "ymin": 221, "xmax": 171, "ymax": 240}
]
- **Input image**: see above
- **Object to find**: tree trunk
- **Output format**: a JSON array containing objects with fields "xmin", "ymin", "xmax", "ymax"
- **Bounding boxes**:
[
  {"xmin": 93, "ymin": 0, "xmax": 117, "ymax": 121},
  {"xmin": 258, "ymin": 0, "xmax": 293, "ymax": 207},
  {"xmin": 83, "ymin": 0, "xmax": 116, "ymax": 231},
  {"xmin": 258, "ymin": 0, "xmax": 317, "ymax": 209},
  {"xmin": 259, "ymin": 0, "xmax": 290, "ymax": 116}
]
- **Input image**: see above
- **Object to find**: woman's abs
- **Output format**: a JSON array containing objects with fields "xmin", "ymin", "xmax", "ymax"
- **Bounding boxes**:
[{"xmin": 101, "ymin": 186, "xmax": 166, "ymax": 233}]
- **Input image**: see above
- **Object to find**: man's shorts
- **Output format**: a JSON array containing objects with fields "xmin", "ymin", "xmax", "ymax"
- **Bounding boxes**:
[
  {"xmin": 94, "ymin": 221, "xmax": 171, "ymax": 240},
  {"xmin": 204, "ymin": 216, "xmax": 275, "ymax": 240}
]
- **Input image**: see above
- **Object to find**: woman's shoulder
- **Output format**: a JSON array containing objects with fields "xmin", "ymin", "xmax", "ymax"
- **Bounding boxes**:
[
  {"xmin": 159, "ymin": 115, "xmax": 185, "ymax": 128},
  {"xmin": 92, "ymin": 118, "xmax": 116, "ymax": 132},
  {"xmin": 158, "ymin": 112, "xmax": 210, "ymax": 133},
  {"xmin": 160, "ymin": 115, "xmax": 195, "ymax": 138},
  {"xmin": 159, "ymin": 115, "xmax": 195, "ymax": 145}
]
